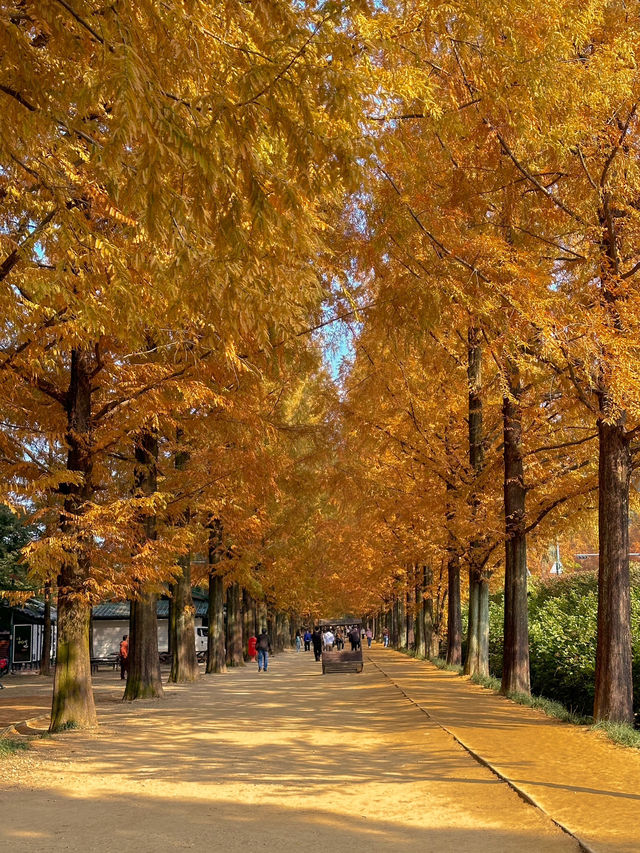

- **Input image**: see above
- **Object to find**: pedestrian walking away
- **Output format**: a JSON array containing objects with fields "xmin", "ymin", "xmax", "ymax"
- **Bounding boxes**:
[
  {"xmin": 311, "ymin": 626, "xmax": 323, "ymax": 661},
  {"xmin": 366, "ymin": 627, "xmax": 373, "ymax": 648},
  {"xmin": 348, "ymin": 626, "xmax": 361, "ymax": 651},
  {"xmin": 382, "ymin": 626, "xmax": 390, "ymax": 647},
  {"xmin": 256, "ymin": 628, "xmax": 272, "ymax": 672},
  {"xmin": 323, "ymin": 628, "xmax": 335, "ymax": 650},
  {"xmin": 119, "ymin": 634, "xmax": 129, "ymax": 680},
  {"xmin": 295, "ymin": 629, "xmax": 302, "ymax": 652}
]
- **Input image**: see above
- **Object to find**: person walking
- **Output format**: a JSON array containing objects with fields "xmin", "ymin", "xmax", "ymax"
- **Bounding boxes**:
[
  {"xmin": 311, "ymin": 626, "xmax": 323, "ymax": 661},
  {"xmin": 303, "ymin": 629, "xmax": 312, "ymax": 652},
  {"xmin": 256, "ymin": 628, "xmax": 272, "ymax": 672},
  {"xmin": 295, "ymin": 629, "xmax": 302, "ymax": 653},
  {"xmin": 348, "ymin": 626, "xmax": 361, "ymax": 651},
  {"xmin": 119, "ymin": 634, "xmax": 129, "ymax": 680},
  {"xmin": 335, "ymin": 627, "xmax": 344, "ymax": 650},
  {"xmin": 366, "ymin": 627, "xmax": 373, "ymax": 648},
  {"xmin": 382, "ymin": 626, "xmax": 390, "ymax": 648}
]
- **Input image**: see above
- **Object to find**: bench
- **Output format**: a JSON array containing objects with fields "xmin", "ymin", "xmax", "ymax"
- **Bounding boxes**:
[
  {"xmin": 321, "ymin": 649, "xmax": 364, "ymax": 674},
  {"xmin": 90, "ymin": 655, "xmax": 119, "ymax": 673}
]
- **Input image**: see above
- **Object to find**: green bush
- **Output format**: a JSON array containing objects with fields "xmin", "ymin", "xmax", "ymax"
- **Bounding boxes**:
[{"xmin": 485, "ymin": 568, "xmax": 640, "ymax": 721}]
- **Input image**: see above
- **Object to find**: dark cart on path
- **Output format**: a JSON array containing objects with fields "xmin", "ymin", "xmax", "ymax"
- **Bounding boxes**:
[
  {"xmin": 318, "ymin": 619, "xmax": 364, "ymax": 675},
  {"xmin": 321, "ymin": 649, "xmax": 363, "ymax": 674}
]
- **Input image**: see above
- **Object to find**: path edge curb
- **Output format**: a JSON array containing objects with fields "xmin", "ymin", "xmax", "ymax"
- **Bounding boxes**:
[{"xmin": 368, "ymin": 654, "xmax": 599, "ymax": 853}]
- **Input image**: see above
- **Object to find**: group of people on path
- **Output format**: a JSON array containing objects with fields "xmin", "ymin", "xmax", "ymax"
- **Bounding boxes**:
[
  {"xmin": 293, "ymin": 624, "xmax": 375, "ymax": 661},
  {"xmin": 254, "ymin": 622, "xmax": 381, "ymax": 673}
]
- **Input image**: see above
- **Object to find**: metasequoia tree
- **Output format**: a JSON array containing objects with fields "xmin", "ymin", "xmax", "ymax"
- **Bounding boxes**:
[
  {"xmin": 410, "ymin": 0, "xmax": 640, "ymax": 722},
  {"xmin": 1, "ymin": 1, "xmax": 368, "ymax": 727}
]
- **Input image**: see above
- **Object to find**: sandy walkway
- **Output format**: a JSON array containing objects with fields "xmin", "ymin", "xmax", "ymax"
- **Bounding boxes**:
[
  {"xmin": 369, "ymin": 649, "xmax": 640, "ymax": 853},
  {"xmin": 0, "ymin": 649, "xmax": 578, "ymax": 853}
]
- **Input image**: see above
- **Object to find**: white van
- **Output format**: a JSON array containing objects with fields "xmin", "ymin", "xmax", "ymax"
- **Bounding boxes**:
[{"xmin": 195, "ymin": 626, "xmax": 208, "ymax": 652}]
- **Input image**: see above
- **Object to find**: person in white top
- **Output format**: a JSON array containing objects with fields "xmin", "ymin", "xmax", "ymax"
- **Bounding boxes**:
[{"xmin": 323, "ymin": 630, "xmax": 335, "ymax": 650}]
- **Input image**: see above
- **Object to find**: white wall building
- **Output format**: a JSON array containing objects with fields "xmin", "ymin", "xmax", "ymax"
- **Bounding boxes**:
[{"xmin": 91, "ymin": 593, "xmax": 208, "ymax": 656}]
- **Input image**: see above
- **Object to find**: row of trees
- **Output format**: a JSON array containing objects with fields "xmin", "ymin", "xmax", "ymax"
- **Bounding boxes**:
[
  {"xmin": 1, "ymin": 1, "xmax": 361, "ymax": 730},
  {"xmin": 2, "ymin": 1, "xmax": 639, "ymax": 728},
  {"xmin": 323, "ymin": 0, "xmax": 640, "ymax": 724}
]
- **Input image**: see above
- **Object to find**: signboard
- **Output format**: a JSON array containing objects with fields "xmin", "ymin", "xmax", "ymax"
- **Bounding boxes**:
[{"xmin": 13, "ymin": 624, "xmax": 32, "ymax": 662}]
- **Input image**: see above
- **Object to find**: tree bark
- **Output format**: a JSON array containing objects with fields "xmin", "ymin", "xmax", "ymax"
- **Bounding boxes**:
[
  {"xmin": 206, "ymin": 520, "xmax": 226, "ymax": 674},
  {"xmin": 464, "ymin": 574, "xmax": 480, "ymax": 675},
  {"xmin": 126, "ymin": 589, "xmax": 163, "ymax": 699},
  {"xmin": 125, "ymin": 427, "xmax": 163, "ymax": 700},
  {"xmin": 501, "ymin": 360, "xmax": 530, "ymax": 695},
  {"xmin": 243, "ymin": 589, "xmax": 253, "ymax": 660},
  {"xmin": 40, "ymin": 581, "xmax": 52, "ymax": 675},
  {"xmin": 169, "ymin": 440, "xmax": 198, "ymax": 684},
  {"xmin": 169, "ymin": 552, "xmax": 198, "ymax": 682},
  {"xmin": 425, "ymin": 596, "xmax": 439, "ymax": 658},
  {"xmin": 464, "ymin": 326, "xmax": 489, "ymax": 677},
  {"xmin": 51, "ymin": 349, "xmax": 97, "ymax": 732},
  {"xmin": 398, "ymin": 591, "xmax": 407, "ymax": 649},
  {"xmin": 225, "ymin": 582, "xmax": 243, "ymax": 666},
  {"xmin": 594, "ymin": 412, "xmax": 633, "ymax": 723},
  {"xmin": 415, "ymin": 571, "xmax": 425, "ymax": 657},
  {"xmin": 446, "ymin": 549, "xmax": 462, "ymax": 665}
]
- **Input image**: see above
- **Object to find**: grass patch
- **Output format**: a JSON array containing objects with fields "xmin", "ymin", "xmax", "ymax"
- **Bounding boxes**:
[
  {"xmin": 469, "ymin": 671, "xmax": 591, "ymax": 724},
  {"xmin": 393, "ymin": 646, "xmax": 640, "ymax": 750},
  {"xmin": 510, "ymin": 692, "xmax": 591, "ymax": 725},
  {"xmin": 591, "ymin": 720, "xmax": 640, "ymax": 749},
  {"xmin": 470, "ymin": 671, "xmax": 502, "ymax": 691},
  {"xmin": 396, "ymin": 645, "xmax": 640, "ymax": 751},
  {"xmin": 429, "ymin": 656, "xmax": 464, "ymax": 675},
  {"xmin": 400, "ymin": 648, "xmax": 427, "ymax": 661},
  {"xmin": 0, "ymin": 736, "xmax": 28, "ymax": 758}
]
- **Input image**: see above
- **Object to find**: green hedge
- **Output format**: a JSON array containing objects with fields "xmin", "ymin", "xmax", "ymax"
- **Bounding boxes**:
[{"xmin": 487, "ymin": 568, "xmax": 640, "ymax": 720}]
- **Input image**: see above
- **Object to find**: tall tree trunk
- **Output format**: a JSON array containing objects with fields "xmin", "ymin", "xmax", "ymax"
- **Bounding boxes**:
[
  {"xmin": 51, "ymin": 349, "xmax": 97, "ymax": 732},
  {"xmin": 126, "ymin": 589, "xmax": 163, "ymax": 699},
  {"xmin": 271, "ymin": 610, "xmax": 284, "ymax": 654},
  {"xmin": 446, "ymin": 549, "xmax": 462, "ymax": 665},
  {"xmin": 405, "ymin": 587, "xmax": 412, "ymax": 648},
  {"xmin": 225, "ymin": 582, "xmax": 243, "ymax": 666},
  {"xmin": 398, "ymin": 591, "xmax": 407, "ymax": 649},
  {"xmin": 169, "ymin": 440, "xmax": 198, "ymax": 683},
  {"xmin": 415, "ymin": 571, "xmax": 425, "ymax": 657},
  {"xmin": 40, "ymin": 581, "xmax": 52, "ymax": 676},
  {"xmin": 243, "ymin": 589, "xmax": 253, "ymax": 661},
  {"xmin": 501, "ymin": 360, "xmax": 530, "ymax": 695},
  {"xmin": 257, "ymin": 600, "xmax": 267, "ymax": 635},
  {"xmin": 206, "ymin": 520, "xmax": 226, "ymax": 674},
  {"xmin": 594, "ymin": 412, "xmax": 633, "ymax": 723},
  {"xmin": 125, "ymin": 427, "xmax": 163, "ymax": 700},
  {"xmin": 464, "ymin": 574, "xmax": 479, "ymax": 675},
  {"xmin": 169, "ymin": 553, "xmax": 198, "ymax": 682},
  {"xmin": 464, "ymin": 327, "xmax": 489, "ymax": 677},
  {"xmin": 167, "ymin": 596, "xmax": 173, "ymax": 658},
  {"xmin": 425, "ymin": 596, "xmax": 439, "ymax": 658}
]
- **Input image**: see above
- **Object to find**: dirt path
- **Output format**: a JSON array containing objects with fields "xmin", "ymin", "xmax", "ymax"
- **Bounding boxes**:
[
  {"xmin": 368, "ymin": 649, "xmax": 640, "ymax": 853},
  {"xmin": 1, "ymin": 649, "xmax": 580, "ymax": 853}
]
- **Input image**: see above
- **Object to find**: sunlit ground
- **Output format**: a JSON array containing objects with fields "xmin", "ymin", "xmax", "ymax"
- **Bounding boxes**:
[{"xmin": 1, "ymin": 649, "xmax": 638, "ymax": 852}]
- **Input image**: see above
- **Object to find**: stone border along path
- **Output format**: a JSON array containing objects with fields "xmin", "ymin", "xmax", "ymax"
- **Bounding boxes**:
[{"xmin": 367, "ymin": 648, "xmax": 640, "ymax": 853}]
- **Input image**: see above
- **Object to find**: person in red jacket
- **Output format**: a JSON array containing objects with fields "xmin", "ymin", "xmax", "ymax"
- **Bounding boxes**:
[{"xmin": 119, "ymin": 634, "xmax": 129, "ymax": 680}]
